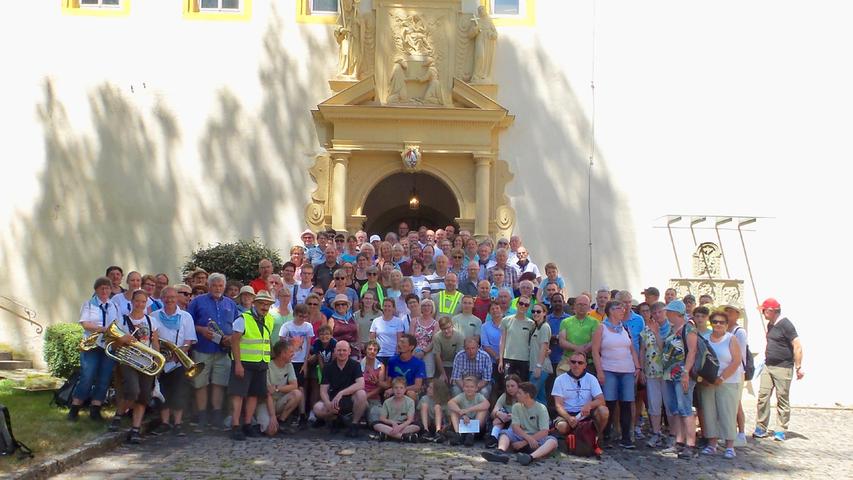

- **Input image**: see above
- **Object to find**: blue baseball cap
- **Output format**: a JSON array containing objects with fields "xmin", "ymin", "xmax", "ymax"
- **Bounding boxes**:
[{"xmin": 665, "ymin": 300, "xmax": 686, "ymax": 315}]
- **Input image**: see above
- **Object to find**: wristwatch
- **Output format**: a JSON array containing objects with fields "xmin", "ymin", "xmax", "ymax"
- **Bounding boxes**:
[{"xmin": 535, "ymin": 363, "xmax": 542, "ymax": 368}]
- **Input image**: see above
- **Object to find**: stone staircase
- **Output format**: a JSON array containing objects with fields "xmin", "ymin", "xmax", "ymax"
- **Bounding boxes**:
[{"xmin": 0, "ymin": 350, "xmax": 33, "ymax": 370}]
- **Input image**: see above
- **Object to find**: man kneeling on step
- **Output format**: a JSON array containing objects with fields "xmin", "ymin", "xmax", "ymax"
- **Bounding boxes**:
[{"xmin": 481, "ymin": 381, "xmax": 558, "ymax": 465}]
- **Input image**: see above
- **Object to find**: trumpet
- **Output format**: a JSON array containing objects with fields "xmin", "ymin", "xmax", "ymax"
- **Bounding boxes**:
[
  {"xmin": 102, "ymin": 321, "xmax": 166, "ymax": 376},
  {"xmin": 159, "ymin": 338, "xmax": 205, "ymax": 378}
]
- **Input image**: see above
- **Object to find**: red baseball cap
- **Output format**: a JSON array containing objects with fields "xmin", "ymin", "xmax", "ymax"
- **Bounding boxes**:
[{"xmin": 760, "ymin": 298, "xmax": 781, "ymax": 310}]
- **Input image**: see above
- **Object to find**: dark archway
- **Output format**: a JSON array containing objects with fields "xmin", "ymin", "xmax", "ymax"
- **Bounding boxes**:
[{"xmin": 362, "ymin": 172, "xmax": 460, "ymax": 236}]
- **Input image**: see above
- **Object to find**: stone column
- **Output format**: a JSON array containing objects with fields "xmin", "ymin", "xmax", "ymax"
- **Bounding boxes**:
[
  {"xmin": 474, "ymin": 154, "xmax": 493, "ymax": 237},
  {"xmin": 330, "ymin": 151, "xmax": 351, "ymax": 232}
]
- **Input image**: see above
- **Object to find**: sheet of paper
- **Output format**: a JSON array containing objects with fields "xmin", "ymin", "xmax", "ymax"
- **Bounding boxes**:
[{"xmin": 458, "ymin": 419, "xmax": 480, "ymax": 434}]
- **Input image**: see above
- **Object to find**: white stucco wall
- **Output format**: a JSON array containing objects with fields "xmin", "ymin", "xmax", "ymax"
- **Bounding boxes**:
[{"xmin": 1, "ymin": 1, "xmax": 849, "ymax": 406}]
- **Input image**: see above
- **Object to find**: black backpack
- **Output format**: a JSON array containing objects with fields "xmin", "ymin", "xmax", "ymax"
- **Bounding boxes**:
[
  {"xmin": 735, "ymin": 327, "xmax": 756, "ymax": 381},
  {"xmin": 0, "ymin": 404, "xmax": 32, "ymax": 458},
  {"xmin": 681, "ymin": 324, "xmax": 720, "ymax": 383},
  {"xmin": 51, "ymin": 371, "xmax": 82, "ymax": 409}
]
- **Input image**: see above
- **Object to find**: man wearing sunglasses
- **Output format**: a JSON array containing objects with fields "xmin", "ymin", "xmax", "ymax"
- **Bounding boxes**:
[{"xmin": 552, "ymin": 352, "xmax": 608, "ymax": 449}]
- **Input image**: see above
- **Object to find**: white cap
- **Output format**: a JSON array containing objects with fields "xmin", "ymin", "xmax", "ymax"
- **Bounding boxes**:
[{"xmin": 369, "ymin": 234, "xmax": 381, "ymax": 242}]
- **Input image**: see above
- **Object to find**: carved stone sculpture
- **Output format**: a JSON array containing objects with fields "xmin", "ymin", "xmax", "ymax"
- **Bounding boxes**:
[
  {"xmin": 419, "ymin": 57, "xmax": 443, "ymax": 105},
  {"xmin": 692, "ymin": 242, "xmax": 722, "ymax": 278},
  {"xmin": 391, "ymin": 13, "xmax": 435, "ymax": 58},
  {"xmin": 469, "ymin": 6, "xmax": 497, "ymax": 83},
  {"xmin": 386, "ymin": 58, "xmax": 409, "ymax": 104},
  {"xmin": 335, "ymin": 0, "xmax": 363, "ymax": 78}
]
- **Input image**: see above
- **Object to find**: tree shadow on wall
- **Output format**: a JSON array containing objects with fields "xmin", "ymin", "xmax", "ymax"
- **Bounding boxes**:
[
  {"xmin": 197, "ymin": 8, "xmax": 335, "ymax": 244},
  {"xmin": 497, "ymin": 38, "xmax": 638, "ymax": 291},
  {"xmin": 1, "ymin": 80, "xmax": 182, "ymax": 331}
]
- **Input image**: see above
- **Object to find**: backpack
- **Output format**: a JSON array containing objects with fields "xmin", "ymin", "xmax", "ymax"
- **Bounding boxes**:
[
  {"xmin": 681, "ymin": 324, "xmax": 720, "ymax": 383},
  {"xmin": 564, "ymin": 418, "xmax": 600, "ymax": 457},
  {"xmin": 0, "ymin": 404, "xmax": 33, "ymax": 458},
  {"xmin": 734, "ymin": 327, "xmax": 756, "ymax": 381},
  {"xmin": 51, "ymin": 371, "xmax": 82, "ymax": 409}
]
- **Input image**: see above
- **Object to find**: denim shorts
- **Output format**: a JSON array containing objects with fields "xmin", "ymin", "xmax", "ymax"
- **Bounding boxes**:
[
  {"xmin": 602, "ymin": 371, "xmax": 636, "ymax": 402},
  {"xmin": 501, "ymin": 428, "xmax": 558, "ymax": 449},
  {"xmin": 664, "ymin": 378, "xmax": 696, "ymax": 417}
]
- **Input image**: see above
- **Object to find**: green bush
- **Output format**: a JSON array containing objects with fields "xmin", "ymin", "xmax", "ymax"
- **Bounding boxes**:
[
  {"xmin": 182, "ymin": 238, "xmax": 283, "ymax": 285},
  {"xmin": 43, "ymin": 323, "xmax": 84, "ymax": 379}
]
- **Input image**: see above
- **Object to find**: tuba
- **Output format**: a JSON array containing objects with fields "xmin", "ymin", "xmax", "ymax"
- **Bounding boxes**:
[
  {"xmin": 159, "ymin": 338, "xmax": 205, "ymax": 378},
  {"xmin": 102, "ymin": 321, "xmax": 166, "ymax": 376}
]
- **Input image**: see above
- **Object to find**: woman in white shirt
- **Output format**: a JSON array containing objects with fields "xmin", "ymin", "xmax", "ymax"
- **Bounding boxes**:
[
  {"xmin": 370, "ymin": 298, "xmax": 405, "ymax": 365},
  {"xmin": 700, "ymin": 310, "xmax": 743, "ymax": 459}
]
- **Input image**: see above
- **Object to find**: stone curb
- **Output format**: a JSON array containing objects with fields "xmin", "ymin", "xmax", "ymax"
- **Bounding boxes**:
[{"xmin": 11, "ymin": 417, "xmax": 158, "ymax": 480}]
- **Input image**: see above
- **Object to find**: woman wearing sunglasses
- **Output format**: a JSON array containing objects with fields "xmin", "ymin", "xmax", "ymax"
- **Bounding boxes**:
[
  {"xmin": 528, "ymin": 305, "xmax": 553, "ymax": 405},
  {"xmin": 698, "ymin": 310, "xmax": 743, "ymax": 459}
]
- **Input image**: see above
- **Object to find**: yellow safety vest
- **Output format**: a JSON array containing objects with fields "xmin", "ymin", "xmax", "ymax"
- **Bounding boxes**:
[
  {"xmin": 236, "ymin": 309, "xmax": 273, "ymax": 363},
  {"xmin": 438, "ymin": 290, "xmax": 462, "ymax": 315}
]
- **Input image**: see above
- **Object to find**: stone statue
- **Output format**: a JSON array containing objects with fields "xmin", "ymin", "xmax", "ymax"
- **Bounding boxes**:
[
  {"xmin": 386, "ymin": 58, "xmax": 409, "ymax": 104},
  {"xmin": 419, "ymin": 57, "xmax": 443, "ymax": 105},
  {"xmin": 335, "ymin": 0, "xmax": 363, "ymax": 78},
  {"xmin": 469, "ymin": 6, "xmax": 497, "ymax": 83}
]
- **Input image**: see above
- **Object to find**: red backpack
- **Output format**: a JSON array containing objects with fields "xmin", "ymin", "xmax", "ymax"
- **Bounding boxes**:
[{"xmin": 565, "ymin": 418, "xmax": 601, "ymax": 457}]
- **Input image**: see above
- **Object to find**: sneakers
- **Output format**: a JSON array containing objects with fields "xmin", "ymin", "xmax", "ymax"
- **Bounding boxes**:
[
  {"xmin": 434, "ymin": 431, "xmax": 447, "ymax": 444},
  {"xmin": 773, "ymin": 431, "xmax": 786, "ymax": 442},
  {"xmin": 109, "ymin": 415, "xmax": 123, "ymax": 432},
  {"xmin": 67, "ymin": 406, "xmax": 80, "ymax": 422},
  {"xmin": 127, "ymin": 428, "xmax": 142, "ymax": 444},
  {"xmin": 516, "ymin": 453, "xmax": 534, "ymax": 466},
  {"xmin": 677, "ymin": 446, "xmax": 698, "ymax": 460},
  {"xmin": 230, "ymin": 426, "xmax": 246, "ymax": 441},
  {"xmin": 701, "ymin": 445, "xmax": 717, "ymax": 456},
  {"xmin": 89, "ymin": 405, "xmax": 104, "ymax": 422},
  {"xmin": 173, "ymin": 423, "xmax": 186, "ymax": 437},
  {"xmin": 646, "ymin": 433, "xmax": 661, "ymax": 448},
  {"xmin": 481, "ymin": 450, "xmax": 510, "ymax": 464},
  {"xmin": 619, "ymin": 440, "xmax": 636, "ymax": 450},
  {"xmin": 634, "ymin": 427, "xmax": 645, "ymax": 441},
  {"xmin": 485, "ymin": 435, "xmax": 499, "ymax": 449},
  {"xmin": 403, "ymin": 432, "xmax": 419, "ymax": 443},
  {"xmin": 734, "ymin": 432, "xmax": 748, "ymax": 447},
  {"xmin": 448, "ymin": 431, "xmax": 461, "ymax": 446},
  {"xmin": 463, "ymin": 433, "xmax": 475, "ymax": 447},
  {"xmin": 150, "ymin": 423, "xmax": 172, "ymax": 436},
  {"xmin": 661, "ymin": 442, "xmax": 684, "ymax": 455},
  {"xmin": 752, "ymin": 427, "xmax": 769, "ymax": 438},
  {"xmin": 377, "ymin": 432, "xmax": 388, "ymax": 442},
  {"xmin": 422, "ymin": 431, "xmax": 437, "ymax": 442},
  {"xmin": 723, "ymin": 447, "xmax": 736, "ymax": 459}
]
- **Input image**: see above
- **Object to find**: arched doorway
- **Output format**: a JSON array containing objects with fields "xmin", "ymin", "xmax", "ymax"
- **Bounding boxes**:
[{"xmin": 362, "ymin": 172, "xmax": 460, "ymax": 235}]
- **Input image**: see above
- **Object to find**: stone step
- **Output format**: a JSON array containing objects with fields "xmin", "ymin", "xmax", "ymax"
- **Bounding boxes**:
[
  {"xmin": 0, "ymin": 351, "xmax": 11, "ymax": 361},
  {"xmin": 0, "ymin": 359, "xmax": 33, "ymax": 370}
]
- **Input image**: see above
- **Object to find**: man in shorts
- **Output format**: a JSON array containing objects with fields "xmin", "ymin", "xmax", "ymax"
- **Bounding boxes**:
[
  {"xmin": 256, "ymin": 340, "xmax": 303, "ymax": 436},
  {"xmin": 481, "ymin": 382, "xmax": 559, "ymax": 465},
  {"xmin": 552, "ymin": 352, "xmax": 608, "ymax": 447}
]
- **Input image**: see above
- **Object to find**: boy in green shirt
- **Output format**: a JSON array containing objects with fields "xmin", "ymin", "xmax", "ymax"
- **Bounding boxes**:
[
  {"xmin": 481, "ymin": 382, "xmax": 558, "ymax": 466},
  {"xmin": 373, "ymin": 377, "xmax": 420, "ymax": 442},
  {"xmin": 447, "ymin": 376, "xmax": 490, "ymax": 446}
]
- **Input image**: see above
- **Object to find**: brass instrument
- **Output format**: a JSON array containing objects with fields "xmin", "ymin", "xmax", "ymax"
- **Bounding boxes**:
[
  {"xmin": 78, "ymin": 332, "xmax": 101, "ymax": 352},
  {"xmin": 159, "ymin": 338, "xmax": 205, "ymax": 378},
  {"xmin": 102, "ymin": 321, "xmax": 166, "ymax": 376}
]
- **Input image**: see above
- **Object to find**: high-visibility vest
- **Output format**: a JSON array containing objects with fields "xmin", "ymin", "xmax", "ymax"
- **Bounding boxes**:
[
  {"xmin": 437, "ymin": 290, "xmax": 462, "ymax": 315},
  {"xmin": 360, "ymin": 283, "xmax": 385, "ymax": 304},
  {"xmin": 236, "ymin": 309, "xmax": 273, "ymax": 363}
]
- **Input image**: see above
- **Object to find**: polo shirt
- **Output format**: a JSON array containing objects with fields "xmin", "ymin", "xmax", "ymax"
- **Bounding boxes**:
[
  {"xmin": 624, "ymin": 311, "xmax": 645, "ymax": 353},
  {"xmin": 187, "ymin": 293, "xmax": 237, "ymax": 354},
  {"xmin": 765, "ymin": 317, "xmax": 798, "ymax": 368},
  {"xmin": 500, "ymin": 315, "xmax": 534, "ymax": 361},
  {"xmin": 559, "ymin": 315, "xmax": 600, "ymax": 362},
  {"xmin": 480, "ymin": 320, "xmax": 502, "ymax": 362},
  {"xmin": 322, "ymin": 358, "xmax": 363, "ymax": 398},
  {"xmin": 551, "ymin": 371, "xmax": 603, "ymax": 413},
  {"xmin": 452, "ymin": 313, "xmax": 482, "ymax": 340}
]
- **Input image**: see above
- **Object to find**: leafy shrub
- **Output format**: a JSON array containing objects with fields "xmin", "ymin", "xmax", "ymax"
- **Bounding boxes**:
[
  {"xmin": 44, "ymin": 323, "xmax": 84, "ymax": 379},
  {"xmin": 182, "ymin": 238, "xmax": 283, "ymax": 284}
]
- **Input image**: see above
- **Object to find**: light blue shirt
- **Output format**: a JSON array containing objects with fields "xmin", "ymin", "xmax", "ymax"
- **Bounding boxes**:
[
  {"xmin": 624, "ymin": 311, "xmax": 645, "ymax": 353},
  {"xmin": 480, "ymin": 320, "xmax": 502, "ymax": 362}
]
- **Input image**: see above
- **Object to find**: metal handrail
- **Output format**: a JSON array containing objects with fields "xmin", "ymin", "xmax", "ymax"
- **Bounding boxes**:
[{"xmin": 0, "ymin": 295, "xmax": 43, "ymax": 334}]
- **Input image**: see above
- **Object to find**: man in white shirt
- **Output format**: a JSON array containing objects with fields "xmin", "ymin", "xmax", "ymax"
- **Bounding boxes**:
[{"xmin": 552, "ymin": 352, "xmax": 609, "ymax": 446}]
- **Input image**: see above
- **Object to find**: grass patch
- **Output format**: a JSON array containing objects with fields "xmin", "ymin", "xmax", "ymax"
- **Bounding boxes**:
[{"xmin": 0, "ymin": 379, "xmax": 111, "ymax": 474}]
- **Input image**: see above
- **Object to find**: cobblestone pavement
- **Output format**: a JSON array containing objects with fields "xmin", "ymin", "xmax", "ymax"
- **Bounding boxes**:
[{"xmin": 52, "ymin": 405, "xmax": 853, "ymax": 480}]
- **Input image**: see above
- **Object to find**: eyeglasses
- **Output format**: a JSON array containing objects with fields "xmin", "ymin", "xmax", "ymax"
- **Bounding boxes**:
[
  {"xmin": 453, "ymin": 255, "xmax": 463, "ymax": 259},
  {"xmin": 307, "ymin": 302, "xmax": 319, "ymax": 306},
  {"xmin": 335, "ymin": 303, "xmax": 349, "ymax": 307},
  {"xmin": 517, "ymin": 301, "xmax": 530, "ymax": 307},
  {"xmin": 710, "ymin": 319, "xmax": 727, "ymax": 325},
  {"xmin": 334, "ymin": 276, "xmax": 346, "ymax": 280},
  {"xmin": 569, "ymin": 360, "xmax": 586, "ymax": 365},
  {"xmin": 368, "ymin": 272, "xmax": 378, "ymax": 276},
  {"xmin": 178, "ymin": 292, "xmax": 191, "ymax": 296},
  {"xmin": 532, "ymin": 309, "xmax": 544, "ymax": 314}
]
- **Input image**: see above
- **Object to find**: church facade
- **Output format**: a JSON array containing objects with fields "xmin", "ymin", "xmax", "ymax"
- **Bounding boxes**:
[{"xmin": 0, "ymin": 1, "xmax": 849, "ymax": 406}]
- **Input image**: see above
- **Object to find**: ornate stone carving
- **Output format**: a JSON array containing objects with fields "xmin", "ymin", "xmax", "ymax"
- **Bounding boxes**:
[
  {"xmin": 419, "ymin": 57, "xmax": 443, "ymax": 104},
  {"xmin": 401, "ymin": 144, "xmax": 421, "ymax": 171},
  {"xmin": 692, "ymin": 242, "xmax": 722, "ymax": 278},
  {"xmin": 667, "ymin": 279, "xmax": 745, "ymax": 310},
  {"xmin": 469, "ymin": 6, "xmax": 497, "ymax": 83},
  {"xmin": 306, "ymin": 153, "xmax": 332, "ymax": 230},
  {"xmin": 390, "ymin": 12, "xmax": 436, "ymax": 58},
  {"xmin": 387, "ymin": 57, "xmax": 410, "ymax": 103},
  {"xmin": 335, "ymin": 0, "xmax": 364, "ymax": 78}
]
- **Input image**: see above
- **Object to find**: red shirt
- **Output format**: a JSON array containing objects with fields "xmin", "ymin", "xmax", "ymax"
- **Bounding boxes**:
[
  {"xmin": 249, "ymin": 278, "xmax": 267, "ymax": 294},
  {"xmin": 473, "ymin": 297, "xmax": 491, "ymax": 322}
]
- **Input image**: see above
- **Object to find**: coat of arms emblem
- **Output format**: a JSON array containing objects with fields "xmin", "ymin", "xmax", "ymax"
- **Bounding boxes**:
[{"xmin": 402, "ymin": 144, "xmax": 421, "ymax": 170}]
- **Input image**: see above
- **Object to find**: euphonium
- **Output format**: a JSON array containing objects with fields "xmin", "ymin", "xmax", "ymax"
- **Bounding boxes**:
[
  {"xmin": 78, "ymin": 332, "xmax": 101, "ymax": 352},
  {"xmin": 102, "ymin": 321, "xmax": 166, "ymax": 376},
  {"xmin": 159, "ymin": 338, "xmax": 205, "ymax": 378}
]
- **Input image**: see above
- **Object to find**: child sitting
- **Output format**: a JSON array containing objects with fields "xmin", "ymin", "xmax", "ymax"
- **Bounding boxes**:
[
  {"xmin": 373, "ymin": 376, "xmax": 421, "ymax": 442},
  {"xmin": 486, "ymin": 374, "xmax": 521, "ymax": 448},
  {"xmin": 447, "ymin": 376, "xmax": 490, "ymax": 446},
  {"xmin": 481, "ymin": 382, "xmax": 559, "ymax": 466},
  {"xmin": 419, "ymin": 379, "xmax": 449, "ymax": 443}
]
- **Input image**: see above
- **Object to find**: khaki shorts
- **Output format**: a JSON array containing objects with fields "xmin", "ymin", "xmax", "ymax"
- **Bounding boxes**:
[{"xmin": 191, "ymin": 351, "xmax": 231, "ymax": 388}]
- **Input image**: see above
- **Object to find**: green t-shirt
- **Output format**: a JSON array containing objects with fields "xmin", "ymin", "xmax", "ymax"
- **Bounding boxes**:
[
  {"xmin": 417, "ymin": 395, "xmax": 447, "ymax": 419},
  {"xmin": 559, "ymin": 315, "xmax": 600, "ymax": 362},
  {"xmin": 500, "ymin": 315, "xmax": 534, "ymax": 361},
  {"xmin": 452, "ymin": 313, "xmax": 482, "ymax": 341},
  {"xmin": 271, "ymin": 312, "xmax": 293, "ymax": 347},
  {"xmin": 528, "ymin": 321, "xmax": 553, "ymax": 374},
  {"xmin": 452, "ymin": 392, "xmax": 487, "ymax": 418},
  {"xmin": 381, "ymin": 395, "xmax": 415, "ymax": 423},
  {"xmin": 433, "ymin": 331, "xmax": 465, "ymax": 368},
  {"xmin": 494, "ymin": 392, "xmax": 517, "ymax": 413},
  {"xmin": 355, "ymin": 311, "xmax": 381, "ymax": 344},
  {"xmin": 511, "ymin": 401, "xmax": 550, "ymax": 435}
]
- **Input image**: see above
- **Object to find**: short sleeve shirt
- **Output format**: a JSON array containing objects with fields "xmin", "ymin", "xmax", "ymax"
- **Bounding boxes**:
[
  {"xmin": 765, "ymin": 318, "xmax": 798, "ymax": 368},
  {"xmin": 321, "ymin": 358, "xmax": 363, "ymax": 398},
  {"xmin": 662, "ymin": 323, "xmax": 697, "ymax": 381},
  {"xmin": 433, "ymin": 331, "xmax": 465, "ymax": 368},
  {"xmin": 639, "ymin": 326, "xmax": 665, "ymax": 378},
  {"xmin": 268, "ymin": 361, "xmax": 297, "ymax": 389},
  {"xmin": 279, "ymin": 321, "xmax": 314, "ymax": 363},
  {"xmin": 559, "ymin": 315, "xmax": 600, "ymax": 362},
  {"xmin": 381, "ymin": 396, "xmax": 415, "ymax": 423},
  {"xmin": 528, "ymin": 321, "xmax": 553, "ymax": 374},
  {"xmin": 452, "ymin": 313, "xmax": 482, "ymax": 341},
  {"xmin": 511, "ymin": 401, "xmax": 550, "ymax": 435},
  {"xmin": 387, "ymin": 355, "xmax": 427, "ymax": 386},
  {"xmin": 551, "ymin": 372, "xmax": 603, "ymax": 413},
  {"xmin": 370, "ymin": 317, "xmax": 405, "ymax": 358},
  {"xmin": 452, "ymin": 392, "xmax": 486, "ymax": 412},
  {"xmin": 500, "ymin": 316, "xmax": 534, "ymax": 361},
  {"xmin": 494, "ymin": 392, "xmax": 516, "ymax": 412}
]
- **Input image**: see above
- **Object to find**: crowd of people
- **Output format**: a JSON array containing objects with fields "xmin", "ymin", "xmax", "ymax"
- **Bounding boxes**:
[{"xmin": 68, "ymin": 223, "xmax": 804, "ymax": 465}]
